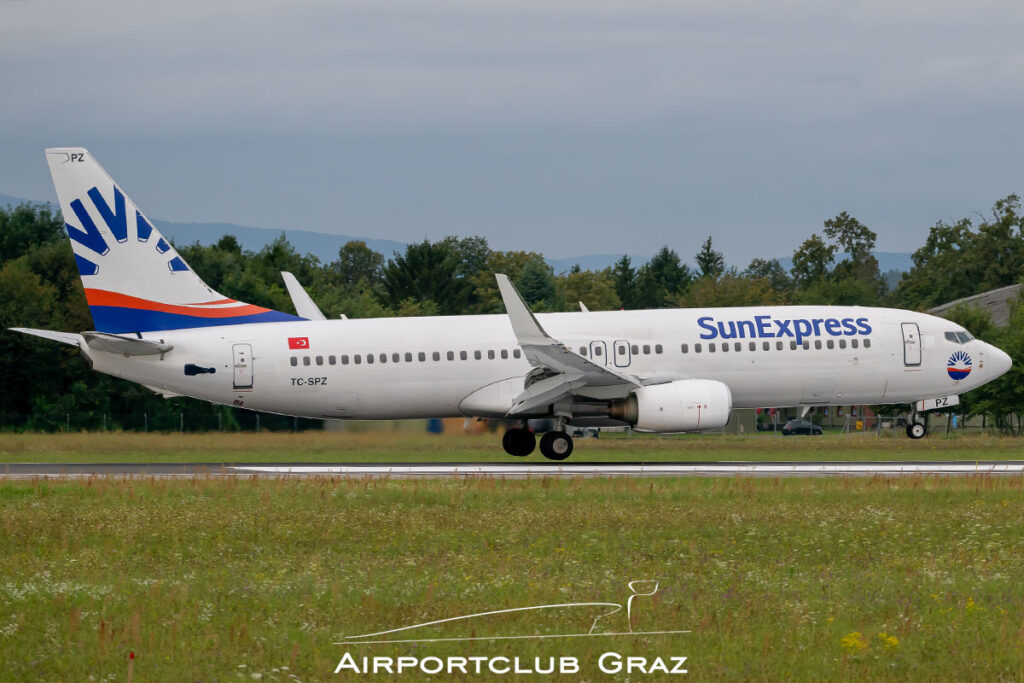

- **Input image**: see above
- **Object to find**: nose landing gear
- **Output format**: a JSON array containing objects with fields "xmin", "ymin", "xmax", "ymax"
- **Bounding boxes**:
[{"xmin": 906, "ymin": 421, "xmax": 927, "ymax": 439}]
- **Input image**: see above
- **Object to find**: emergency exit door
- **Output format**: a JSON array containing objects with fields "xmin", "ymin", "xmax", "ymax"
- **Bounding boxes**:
[
  {"xmin": 233, "ymin": 344, "xmax": 253, "ymax": 389},
  {"xmin": 901, "ymin": 323, "xmax": 921, "ymax": 367}
]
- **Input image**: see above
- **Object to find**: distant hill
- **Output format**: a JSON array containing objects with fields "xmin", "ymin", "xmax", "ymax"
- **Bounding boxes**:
[{"xmin": 0, "ymin": 192, "xmax": 914, "ymax": 273}]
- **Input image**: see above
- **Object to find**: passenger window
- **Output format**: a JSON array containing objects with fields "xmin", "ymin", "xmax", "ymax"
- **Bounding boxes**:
[
  {"xmin": 864, "ymin": 339, "xmax": 871, "ymax": 348},
  {"xmin": 722, "ymin": 343, "xmax": 729, "ymax": 353},
  {"xmin": 290, "ymin": 357, "xmax": 297, "ymax": 367},
  {"xmin": 655, "ymin": 344, "xmax": 663, "ymax": 354},
  {"xmin": 776, "ymin": 341, "xmax": 783, "ymax": 351},
  {"xmin": 814, "ymin": 340, "xmax": 822, "ymax": 350},
  {"xmin": 839, "ymin": 339, "xmax": 846, "ymax": 349},
  {"xmin": 460, "ymin": 351, "xmax": 468, "ymax": 360},
  {"xmin": 447, "ymin": 351, "xmax": 454, "ymax": 361},
  {"xmin": 681, "ymin": 343, "xmax": 689, "ymax": 353},
  {"xmin": 618, "ymin": 345, "xmax": 626, "ymax": 355},
  {"xmin": 851, "ymin": 339, "xmax": 859, "ymax": 349},
  {"xmin": 803, "ymin": 341, "xmax": 810, "ymax": 350},
  {"xmin": 827, "ymin": 340, "xmax": 834, "ymax": 349},
  {"xmin": 734, "ymin": 342, "xmax": 741, "ymax": 352},
  {"xmin": 631, "ymin": 344, "xmax": 639, "ymax": 355},
  {"xmin": 303, "ymin": 356, "xmax": 311, "ymax": 366},
  {"xmin": 354, "ymin": 354, "xmax": 362, "ymax": 364},
  {"xmin": 790, "ymin": 341, "xmax": 798, "ymax": 350},
  {"xmin": 749, "ymin": 342, "xmax": 756, "ymax": 351},
  {"xmin": 405, "ymin": 352, "xmax": 413, "ymax": 362},
  {"xmin": 432, "ymin": 351, "xmax": 440, "ymax": 361},
  {"xmin": 392, "ymin": 353, "xmax": 400, "ymax": 363},
  {"xmin": 316, "ymin": 356, "xmax": 324, "ymax": 365},
  {"xmin": 695, "ymin": 343, "xmax": 702, "ymax": 353},
  {"xmin": 329, "ymin": 355, "xmax": 336, "ymax": 365},
  {"xmin": 594, "ymin": 346, "xmax": 602, "ymax": 356},
  {"xmin": 513, "ymin": 349, "xmax": 522, "ymax": 359},
  {"xmin": 342, "ymin": 355, "xmax": 350, "ymax": 365},
  {"xmin": 474, "ymin": 350, "xmax": 482, "ymax": 360},
  {"xmin": 762, "ymin": 341, "xmax": 769, "ymax": 351},
  {"xmin": 501, "ymin": 350, "xmax": 509, "ymax": 359},
  {"xmin": 418, "ymin": 352, "xmax": 426, "ymax": 361},
  {"xmin": 643, "ymin": 344, "xmax": 651, "ymax": 354},
  {"xmin": 488, "ymin": 350, "xmax": 495, "ymax": 360},
  {"xmin": 709, "ymin": 343, "xmax": 716, "ymax": 352},
  {"xmin": 367, "ymin": 354, "xmax": 374, "ymax": 364},
  {"xmin": 379, "ymin": 353, "xmax": 387, "ymax": 363},
  {"xmin": 580, "ymin": 347, "xmax": 588, "ymax": 355}
]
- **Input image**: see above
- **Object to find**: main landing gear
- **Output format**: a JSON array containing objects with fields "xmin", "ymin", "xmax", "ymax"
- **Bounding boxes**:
[{"xmin": 502, "ymin": 426, "xmax": 574, "ymax": 461}]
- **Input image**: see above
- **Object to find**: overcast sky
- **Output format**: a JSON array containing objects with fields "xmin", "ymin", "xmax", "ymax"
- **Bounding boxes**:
[{"xmin": 2, "ymin": 0, "xmax": 1023, "ymax": 265}]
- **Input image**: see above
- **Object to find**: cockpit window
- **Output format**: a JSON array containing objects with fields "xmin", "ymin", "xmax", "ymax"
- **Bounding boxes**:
[
  {"xmin": 944, "ymin": 331, "xmax": 958, "ymax": 343},
  {"xmin": 957, "ymin": 331, "xmax": 973, "ymax": 343}
]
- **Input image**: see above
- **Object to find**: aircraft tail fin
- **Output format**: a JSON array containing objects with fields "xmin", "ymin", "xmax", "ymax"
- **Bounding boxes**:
[{"xmin": 44, "ymin": 148, "xmax": 301, "ymax": 333}]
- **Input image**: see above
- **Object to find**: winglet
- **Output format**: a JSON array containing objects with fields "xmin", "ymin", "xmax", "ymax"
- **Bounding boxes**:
[
  {"xmin": 495, "ymin": 273, "xmax": 550, "ymax": 345},
  {"xmin": 281, "ymin": 272, "xmax": 325, "ymax": 321}
]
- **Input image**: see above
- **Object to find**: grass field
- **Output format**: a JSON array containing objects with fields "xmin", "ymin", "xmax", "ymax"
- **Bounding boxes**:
[
  {"xmin": 1, "ymin": 474, "xmax": 1024, "ymax": 681},
  {"xmin": 0, "ymin": 430, "xmax": 1023, "ymax": 464}
]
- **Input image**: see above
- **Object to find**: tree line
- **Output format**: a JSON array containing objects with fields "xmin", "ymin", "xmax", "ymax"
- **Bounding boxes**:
[{"xmin": 1, "ymin": 195, "xmax": 1023, "ymax": 432}]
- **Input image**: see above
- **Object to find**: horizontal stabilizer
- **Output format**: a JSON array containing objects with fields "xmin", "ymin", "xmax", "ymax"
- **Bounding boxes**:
[
  {"xmin": 281, "ymin": 271, "xmax": 324, "ymax": 321},
  {"xmin": 82, "ymin": 331, "xmax": 173, "ymax": 356},
  {"xmin": 9, "ymin": 328, "xmax": 83, "ymax": 346}
]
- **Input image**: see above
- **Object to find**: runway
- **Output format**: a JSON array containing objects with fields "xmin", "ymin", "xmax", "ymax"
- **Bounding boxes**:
[{"xmin": 3, "ymin": 461, "xmax": 1024, "ymax": 479}]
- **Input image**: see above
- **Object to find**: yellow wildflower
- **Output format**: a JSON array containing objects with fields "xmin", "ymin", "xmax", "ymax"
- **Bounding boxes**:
[{"xmin": 840, "ymin": 631, "xmax": 869, "ymax": 654}]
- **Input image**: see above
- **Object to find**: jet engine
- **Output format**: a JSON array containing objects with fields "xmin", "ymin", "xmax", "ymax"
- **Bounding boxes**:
[{"xmin": 608, "ymin": 379, "xmax": 732, "ymax": 433}]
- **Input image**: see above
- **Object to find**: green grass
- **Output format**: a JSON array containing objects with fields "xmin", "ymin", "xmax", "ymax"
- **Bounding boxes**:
[
  {"xmin": 1, "ymin": 476, "xmax": 1023, "ymax": 680},
  {"xmin": 0, "ymin": 430, "xmax": 1021, "ymax": 464}
]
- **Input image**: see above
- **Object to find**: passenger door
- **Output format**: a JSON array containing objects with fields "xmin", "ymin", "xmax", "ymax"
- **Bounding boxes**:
[{"xmin": 901, "ymin": 323, "xmax": 922, "ymax": 367}]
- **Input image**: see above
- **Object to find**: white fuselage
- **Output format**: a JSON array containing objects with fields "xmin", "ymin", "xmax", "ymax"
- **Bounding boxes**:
[{"xmin": 82, "ymin": 305, "xmax": 1009, "ymax": 422}]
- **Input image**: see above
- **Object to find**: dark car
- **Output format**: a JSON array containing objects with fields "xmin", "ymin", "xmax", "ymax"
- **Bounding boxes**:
[{"xmin": 781, "ymin": 419, "xmax": 823, "ymax": 436}]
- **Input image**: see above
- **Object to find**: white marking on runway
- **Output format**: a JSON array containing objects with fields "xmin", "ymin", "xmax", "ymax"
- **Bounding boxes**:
[{"xmin": 230, "ymin": 462, "xmax": 1024, "ymax": 477}]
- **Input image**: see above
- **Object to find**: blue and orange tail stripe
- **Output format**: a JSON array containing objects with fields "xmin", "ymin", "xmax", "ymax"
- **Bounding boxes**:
[{"xmin": 84, "ymin": 289, "xmax": 302, "ymax": 333}]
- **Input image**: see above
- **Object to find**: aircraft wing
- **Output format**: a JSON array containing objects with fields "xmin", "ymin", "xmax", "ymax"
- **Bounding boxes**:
[{"xmin": 495, "ymin": 274, "xmax": 639, "ymax": 415}]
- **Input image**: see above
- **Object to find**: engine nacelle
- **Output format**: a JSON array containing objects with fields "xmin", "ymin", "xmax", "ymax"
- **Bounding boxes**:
[{"xmin": 609, "ymin": 379, "xmax": 733, "ymax": 433}]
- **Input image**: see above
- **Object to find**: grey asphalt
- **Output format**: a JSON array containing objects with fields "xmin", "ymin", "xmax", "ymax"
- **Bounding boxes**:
[{"xmin": 2, "ymin": 461, "xmax": 1024, "ymax": 478}]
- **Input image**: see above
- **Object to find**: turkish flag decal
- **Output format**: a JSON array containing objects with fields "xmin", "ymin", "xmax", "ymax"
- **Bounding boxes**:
[{"xmin": 288, "ymin": 337, "xmax": 310, "ymax": 349}]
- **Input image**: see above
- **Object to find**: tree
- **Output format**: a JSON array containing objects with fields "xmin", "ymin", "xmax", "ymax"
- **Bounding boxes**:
[
  {"xmin": 611, "ymin": 255, "xmax": 639, "ymax": 309},
  {"xmin": 636, "ymin": 247, "xmax": 691, "ymax": 308},
  {"xmin": 676, "ymin": 271, "xmax": 789, "ymax": 308},
  {"xmin": 790, "ymin": 234, "xmax": 835, "ymax": 287},
  {"xmin": 380, "ymin": 240, "xmax": 469, "ymax": 315},
  {"xmin": 328, "ymin": 240, "xmax": 384, "ymax": 289},
  {"xmin": 558, "ymin": 269, "xmax": 621, "ymax": 311},
  {"xmin": 694, "ymin": 236, "xmax": 725, "ymax": 279},
  {"xmin": 0, "ymin": 203, "xmax": 64, "ymax": 264},
  {"xmin": 744, "ymin": 257, "xmax": 792, "ymax": 294},
  {"xmin": 516, "ymin": 257, "xmax": 560, "ymax": 310}
]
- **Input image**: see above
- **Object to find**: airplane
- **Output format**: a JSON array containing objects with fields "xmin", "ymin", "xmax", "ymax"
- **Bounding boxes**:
[{"xmin": 11, "ymin": 148, "xmax": 1013, "ymax": 460}]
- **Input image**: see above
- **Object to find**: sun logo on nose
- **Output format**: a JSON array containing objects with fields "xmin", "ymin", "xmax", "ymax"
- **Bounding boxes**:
[{"xmin": 947, "ymin": 350, "xmax": 972, "ymax": 380}]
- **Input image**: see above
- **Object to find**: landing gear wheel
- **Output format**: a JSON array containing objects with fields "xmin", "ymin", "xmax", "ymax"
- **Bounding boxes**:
[
  {"xmin": 906, "ymin": 421, "xmax": 927, "ymax": 439},
  {"xmin": 502, "ymin": 428, "xmax": 536, "ymax": 456},
  {"xmin": 539, "ymin": 431, "xmax": 574, "ymax": 461}
]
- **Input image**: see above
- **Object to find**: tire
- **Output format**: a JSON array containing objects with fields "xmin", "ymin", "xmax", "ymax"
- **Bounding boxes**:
[
  {"xmin": 539, "ymin": 431, "xmax": 573, "ymax": 461},
  {"xmin": 906, "ymin": 421, "xmax": 926, "ymax": 439},
  {"xmin": 502, "ymin": 428, "xmax": 536, "ymax": 456}
]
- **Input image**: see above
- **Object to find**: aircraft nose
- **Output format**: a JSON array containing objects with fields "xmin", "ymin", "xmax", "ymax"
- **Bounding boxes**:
[{"xmin": 987, "ymin": 344, "xmax": 1012, "ymax": 379}]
